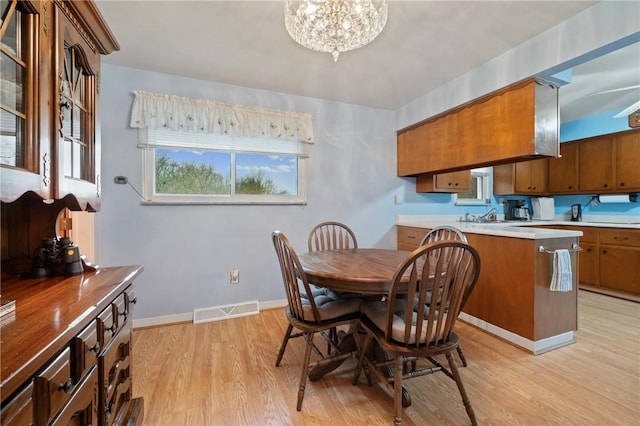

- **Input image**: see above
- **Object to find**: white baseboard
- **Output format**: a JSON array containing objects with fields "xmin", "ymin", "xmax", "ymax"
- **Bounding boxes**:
[
  {"xmin": 458, "ymin": 312, "xmax": 575, "ymax": 355},
  {"xmin": 132, "ymin": 298, "xmax": 287, "ymax": 330}
]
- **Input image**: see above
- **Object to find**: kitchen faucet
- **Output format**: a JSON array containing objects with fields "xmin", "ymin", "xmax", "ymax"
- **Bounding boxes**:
[{"xmin": 477, "ymin": 207, "xmax": 498, "ymax": 221}]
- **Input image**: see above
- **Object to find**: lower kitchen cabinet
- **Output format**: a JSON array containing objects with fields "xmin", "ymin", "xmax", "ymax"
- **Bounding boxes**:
[
  {"xmin": 0, "ymin": 266, "xmax": 144, "ymax": 426},
  {"xmin": 541, "ymin": 225, "xmax": 639, "ymax": 299}
]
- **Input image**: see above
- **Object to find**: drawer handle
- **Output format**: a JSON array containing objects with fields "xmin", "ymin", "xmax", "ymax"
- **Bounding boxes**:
[
  {"xmin": 107, "ymin": 323, "xmax": 117, "ymax": 334},
  {"xmin": 58, "ymin": 378, "xmax": 74, "ymax": 394},
  {"xmin": 407, "ymin": 236, "xmax": 416, "ymax": 239},
  {"xmin": 613, "ymin": 236, "xmax": 629, "ymax": 241},
  {"xmin": 90, "ymin": 341, "xmax": 101, "ymax": 353}
]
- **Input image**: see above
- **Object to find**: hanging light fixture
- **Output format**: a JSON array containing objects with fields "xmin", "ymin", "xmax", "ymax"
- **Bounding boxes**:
[{"xmin": 284, "ymin": 0, "xmax": 388, "ymax": 62}]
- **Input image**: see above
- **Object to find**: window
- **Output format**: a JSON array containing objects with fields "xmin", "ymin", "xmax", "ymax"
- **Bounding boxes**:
[
  {"xmin": 454, "ymin": 168, "xmax": 490, "ymax": 205},
  {"xmin": 140, "ymin": 129, "xmax": 307, "ymax": 204},
  {"xmin": 131, "ymin": 90, "xmax": 313, "ymax": 205}
]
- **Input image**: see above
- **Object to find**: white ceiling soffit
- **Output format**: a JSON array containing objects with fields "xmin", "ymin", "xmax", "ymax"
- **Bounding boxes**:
[{"xmin": 94, "ymin": 0, "xmax": 637, "ymax": 123}]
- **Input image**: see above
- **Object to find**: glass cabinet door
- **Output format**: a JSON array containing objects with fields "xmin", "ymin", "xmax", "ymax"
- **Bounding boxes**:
[
  {"xmin": 0, "ymin": 0, "xmax": 48, "ymax": 201},
  {"xmin": 55, "ymin": 6, "xmax": 101, "ymax": 211}
]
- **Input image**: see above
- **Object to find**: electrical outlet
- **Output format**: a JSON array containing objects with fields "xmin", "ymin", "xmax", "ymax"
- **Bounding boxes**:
[{"xmin": 230, "ymin": 269, "xmax": 240, "ymax": 284}]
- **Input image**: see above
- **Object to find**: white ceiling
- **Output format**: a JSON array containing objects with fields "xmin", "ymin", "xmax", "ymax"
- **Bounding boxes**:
[{"xmin": 95, "ymin": 1, "xmax": 639, "ymax": 122}]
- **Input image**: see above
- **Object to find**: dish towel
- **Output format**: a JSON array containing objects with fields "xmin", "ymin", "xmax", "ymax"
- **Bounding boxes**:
[{"xmin": 550, "ymin": 249, "xmax": 572, "ymax": 292}]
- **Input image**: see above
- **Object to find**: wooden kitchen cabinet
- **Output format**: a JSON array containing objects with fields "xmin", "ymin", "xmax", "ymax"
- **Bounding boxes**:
[
  {"xmin": 575, "ymin": 130, "xmax": 640, "ymax": 193},
  {"xmin": 416, "ymin": 170, "xmax": 471, "ymax": 193},
  {"xmin": 547, "ymin": 141, "xmax": 579, "ymax": 193},
  {"xmin": 541, "ymin": 225, "xmax": 639, "ymax": 299},
  {"xmin": 396, "ymin": 225, "xmax": 428, "ymax": 251},
  {"xmin": 397, "ymin": 78, "xmax": 558, "ymax": 177},
  {"xmin": 493, "ymin": 158, "xmax": 548, "ymax": 195},
  {"xmin": 578, "ymin": 134, "xmax": 615, "ymax": 192},
  {"xmin": 0, "ymin": 0, "xmax": 119, "ymax": 210},
  {"xmin": 0, "ymin": 266, "xmax": 144, "ymax": 426},
  {"xmin": 615, "ymin": 130, "xmax": 640, "ymax": 189}
]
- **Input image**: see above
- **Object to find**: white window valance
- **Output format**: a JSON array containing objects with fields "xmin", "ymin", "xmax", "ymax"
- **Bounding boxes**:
[{"xmin": 130, "ymin": 90, "xmax": 314, "ymax": 143}]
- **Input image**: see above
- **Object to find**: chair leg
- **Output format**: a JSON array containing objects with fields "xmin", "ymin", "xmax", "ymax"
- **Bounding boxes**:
[
  {"xmin": 275, "ymin": 323, "xmax": 293, "ymax": 367},
  {"xmin": 352, "ymin": 332, "xmax": 373, "ymax": 385},
  {"xmin": 393, "ymin": 355, "xmax": 403, "ymax": 426},
  {"xmin": 297, "ymin": 332, "xmax": 315, "ymax": 411},
  {"xmin": 456, "ymin": 344, "xmax": 468, "ymax": 367},
  {"xmin": 446, "ymin": 352, "xmax": 477, "ymax": 426}
]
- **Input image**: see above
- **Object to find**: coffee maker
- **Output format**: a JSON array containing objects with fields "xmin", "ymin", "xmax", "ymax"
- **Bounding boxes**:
[{"xmin": 505, "ymin": 199, "xmax": 530, "ymax": 221}]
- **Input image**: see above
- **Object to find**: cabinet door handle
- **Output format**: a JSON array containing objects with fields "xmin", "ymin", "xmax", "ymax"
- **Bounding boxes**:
[
  {"xmin": 619, "ymin": 182, "xmax": 625, "ymax": 187},
  {"xmin": 90, "ymin": 341, "xmax": 101, "ymax": 353},
  {"xmin": 585, "ymin": 248, "xmax": 591, "ymax": 253},
  {"xmin": 603, "ymin": 183, "xmax": 608, "ymax": 188},
  {"xmin": 602, "ymin": 249, "xmax": 607, "ymax": 254},
  {"xmin": 58, "ymin": 378, "xmax": 74, "ymax": 393},
  {"xmin": 130, "ymin": 297, "xmax": 138, "ymax": 304}
]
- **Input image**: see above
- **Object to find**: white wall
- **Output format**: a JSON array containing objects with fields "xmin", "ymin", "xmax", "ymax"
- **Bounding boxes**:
[{"xmin": 97, "ymin": 65, "xmax": 401, "ymax": 319}]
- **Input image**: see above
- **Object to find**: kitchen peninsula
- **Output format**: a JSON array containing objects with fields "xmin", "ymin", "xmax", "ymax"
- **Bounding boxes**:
[{"xmin": 397, "ymin": 216, "xmax": 585, "ymax": 354}]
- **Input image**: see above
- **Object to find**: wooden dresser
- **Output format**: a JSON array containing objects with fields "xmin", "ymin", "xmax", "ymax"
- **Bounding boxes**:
[{"xmin": 1, "ymin": 266, "xmax": 144, "ymax": 425}]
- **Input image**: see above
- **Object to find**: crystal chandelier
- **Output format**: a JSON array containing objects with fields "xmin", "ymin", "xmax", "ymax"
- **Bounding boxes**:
[{"xmin": 284, "ymin": 0, "xmax": 389, "ymax": 62}]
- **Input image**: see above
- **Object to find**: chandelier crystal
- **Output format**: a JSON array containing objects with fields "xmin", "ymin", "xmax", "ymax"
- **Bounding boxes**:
[{"xmin": 285, "ymin": 0, "xmax": 389, "ymax": 62}]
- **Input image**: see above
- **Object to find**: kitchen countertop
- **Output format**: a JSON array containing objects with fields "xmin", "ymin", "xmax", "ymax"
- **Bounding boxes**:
[{"xmin": 396, "ymin": 215, "xmax": 640, "ymax": 239}]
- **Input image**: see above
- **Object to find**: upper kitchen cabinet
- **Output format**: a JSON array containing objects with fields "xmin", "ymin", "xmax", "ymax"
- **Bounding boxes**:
[
  {"xmin": 493, "ymin": 158, "xmax": 548, "ymax": 195},
  {"xmin": 547, "ymin": 141, "xmax": 579, "ymax": 193},
  {"xmin": 578, "ymin": 130, "xmax": 640, "ymax": 193},
  {"xmin": 397, "ymin": 78, "xmax": 559, "ymax": 177},
  {"xmin": 415, "ymin": 170, "xmax": 471, "ymax": 193},
  {"xmin": 615, "ymin": 130, "xmax": 640, "ymax": 190},
  {"xmin": 0, "ymin": 0, "xmax": 119, "ymax": 211}
]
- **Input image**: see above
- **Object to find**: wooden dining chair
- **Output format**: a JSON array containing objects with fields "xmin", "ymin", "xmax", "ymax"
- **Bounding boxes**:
[
  {"xmin": 308, "ymin": 221, "xmax": 358, "ymax": 252},
  {"xmin": 353, "ymin": 240, "xmax": 481, "ymax": 426},
  {"xmin": 419, "ymin": 225, "xmax": 468, "ymax": 246},
  {"xmin": 307, "ymin": 221, "xmax": 359, "ymax": 351},
  {"xmin": 419, "ymin": 225, "xmax": 471, "ymax": 367},
  {"xmin": 272, "ymin": 230, "xmax": 363, "ymax": 411}
]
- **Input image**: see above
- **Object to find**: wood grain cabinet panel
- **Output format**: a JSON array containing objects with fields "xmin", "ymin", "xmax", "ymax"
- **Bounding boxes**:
[
  {"xmin": 396, "ymin": 226, "xmax": 428, "ymax": 251},
  {"xmin": 599, "ymin": 245, "xmax": 640, "ymax": 295},
  {"xmin": 578, "ymin": 242, "xmax": 599, "ymax": 287},
  {"xmin": 579, "ymin": 135, "xmax": 615, "ymax": 191},
  {"xmin": 493, "ymin": 159, "xmax": 548, "ymax": 195},
  {"xmin": 0, "ymin": 382, "xmax": 33, "ymax": 426},
  {"xmin": 397, "ymin": 78, "xmax": 558, "ymax": 177},
  {"xmin": 416, "ymin": 170, "xmax": 471, "ymax": 193},
  {"xmin": 547, "ymin": 142, "xmax": 579, "ymax": 193},
  {"xmin": 615, "ymin": 131, "xmax": 640, "ymax": 189}
]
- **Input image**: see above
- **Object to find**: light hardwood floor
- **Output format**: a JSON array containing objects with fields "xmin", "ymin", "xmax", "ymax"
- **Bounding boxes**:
[{"xmin": 132, "ymin": 291, "xmax": 640, "ymax": 425}]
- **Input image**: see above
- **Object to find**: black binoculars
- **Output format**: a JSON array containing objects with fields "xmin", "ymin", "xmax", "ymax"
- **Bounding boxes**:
[{"xmin": 31, "ymin": 237, "xmax": 83, "ymax": 278}]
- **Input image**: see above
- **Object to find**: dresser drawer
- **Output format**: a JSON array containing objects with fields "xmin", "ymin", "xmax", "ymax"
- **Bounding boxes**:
[
  {"xmin": 598, "ymin": 229, "xmax": 640, "ymax": 247},
  {"xmin": 49, "ymin": 367, "xmax": 97, "ymax": 426},
  {"xmin": 1, "ymin": 382, "xmax": 33, "ymax": 426},
  {"xmin": 33, "ymin": 348, "xmax": 73, "ymax": 426},
  {"xmin": 397, "ymin": 226, "xmax": 428, "ymax": 251},
  {"xmin": 71, "ymin": 321, "xmax": 100, "ymax": 381}
]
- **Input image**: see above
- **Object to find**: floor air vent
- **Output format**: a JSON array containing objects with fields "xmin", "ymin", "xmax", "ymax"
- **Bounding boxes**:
[{"xmin": 193, "ymin": 301, "xmax": 259, "ymax": 324}]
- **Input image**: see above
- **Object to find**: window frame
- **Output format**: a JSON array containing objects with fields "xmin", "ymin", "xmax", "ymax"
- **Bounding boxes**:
[
  {"xmin": 140, "ymin": 136, "xmax": 308, "ymax": 205},
  {"xmin": 454, "ymin": 168, "xmax": 491, "ymax": 205}
]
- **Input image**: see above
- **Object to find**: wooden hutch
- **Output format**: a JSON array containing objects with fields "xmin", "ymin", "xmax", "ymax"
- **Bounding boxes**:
[{"xmin": 1, "ymin": 1, "xmax": 144, "ymax": 424}]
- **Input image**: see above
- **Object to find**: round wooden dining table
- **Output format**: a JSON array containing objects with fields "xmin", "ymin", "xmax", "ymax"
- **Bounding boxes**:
[
  {"xmin": 297, "ymin": 248, "xmax": 416, "ymax": 407},
  {"xmin": 297, "ymin": 248, "xmax": 412, "ymax": 294}
]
